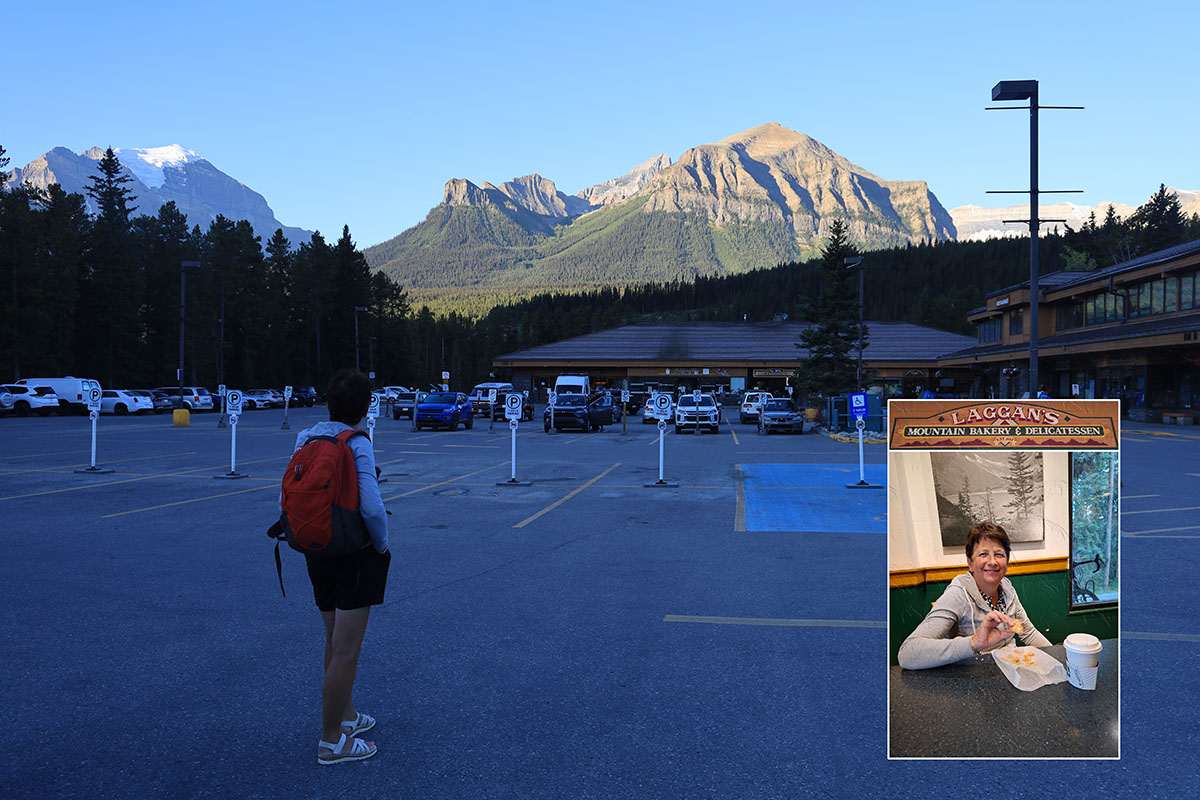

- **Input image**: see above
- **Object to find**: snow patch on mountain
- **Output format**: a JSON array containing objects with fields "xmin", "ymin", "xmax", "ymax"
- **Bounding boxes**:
[{"xmin": 113, "ymin": 145, "xmax": 200, "ymax": 188}]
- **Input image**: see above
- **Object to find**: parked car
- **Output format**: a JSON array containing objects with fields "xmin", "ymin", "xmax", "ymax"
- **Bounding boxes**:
[
  {"xmin": 293, "ymin": 386, "xmax": 318, "ymax": 407},
  {"xmin": 154, "ymin": 386, "xmax": 214, "ymax": 411},
  {"xmin": 674, "ymin": 393, "xmax": 721, "ymax": 434},
  {"xmin": 544, "ymin": 393, "xmax": 619, "ymax": 432},
  {"xmin": 100, "ymin": 389, "xmax": 154, "ymax": 415},
  {"xmin": 134, "ymin": 389, "xmax": 174, "ymax": 414},
  {"xmin": 15, "ymin": 376, "xmax": 100, "ymax": 415},
  {"xmin": 641, "ymin": 393, "xmax": 676, "ymax": 424},
  {"xmin": 469, "ymin": 382, "xmax": 516, "ymax": 420},
  {"xmin": 489, "ymin": 389, "xmax": 534, "ymax": 421},
  {"xmin": 739, "ymin": 391, "xmax": 773, "ymax": 424},
  {"xmin": 0, "ymin": 388, "xmax": 14, "ymax": 417},
  {"xmin": 758, "ymin": 398, "xmax": 805, "ymax": 434},
  {"xmin": 2, "ymin": 384, "xmax": 60, "ymax": 417},
  {"xmin": 243, "ymin": 389, "xmax": 276, "ymax": 409},
  {"xmin": 414, "ymin": 392, "xmax": 473, "ymax": 430},
  {"xmin": 391, "ymin": 390, "xmax": 426, "ymax": 420},
  {"xmin": 381, "ymin": 385, "xmax": 409, "ymax": 404}
]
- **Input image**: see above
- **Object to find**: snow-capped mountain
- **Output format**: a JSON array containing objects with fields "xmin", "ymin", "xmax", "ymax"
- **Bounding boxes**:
[{"xmin": 6, "ymin": 145, "xmax": 312, "ymax": 247}]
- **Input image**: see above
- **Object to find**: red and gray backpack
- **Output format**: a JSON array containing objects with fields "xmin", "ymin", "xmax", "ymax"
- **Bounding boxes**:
[{"xmin": 268, "ymin": 429, "xmax": 372, "ymax": 595}]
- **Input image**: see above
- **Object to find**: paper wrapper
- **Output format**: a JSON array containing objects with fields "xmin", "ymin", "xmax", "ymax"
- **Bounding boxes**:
[
  {"xmin": 1066, "ymin": 663, "xmax": 1098, "ymax": 690},
  {"xmin": 991, "ymin": 646, "xmax": 1068, "ymax": 692}
]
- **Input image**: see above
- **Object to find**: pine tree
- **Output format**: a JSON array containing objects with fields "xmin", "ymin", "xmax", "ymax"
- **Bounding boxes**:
[
  {"xmin": 792, "ymin": 219, "xmax": 866, "ymax": 398},
  {"xmin": 956, "ymin": 475, "xmax": 976, "ymax": 520},
  {"xmin": 1005, "ymin": 451, "xmax": 1039, "ymax": 520},
  {"xmin": 1130, "ymin": 184, "xmax": 1187, "ymax": 255}
]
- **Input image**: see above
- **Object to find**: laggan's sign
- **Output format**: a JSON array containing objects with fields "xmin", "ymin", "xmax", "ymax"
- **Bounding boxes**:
[{"xmin": 887, "ymin": 400, "xmax": 1119, "ymax": 450}]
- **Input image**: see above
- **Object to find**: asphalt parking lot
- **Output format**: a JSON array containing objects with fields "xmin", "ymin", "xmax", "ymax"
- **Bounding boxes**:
[{"xmin": 0, "ymin": 406, "xmax": 1196, "ymax": 798}]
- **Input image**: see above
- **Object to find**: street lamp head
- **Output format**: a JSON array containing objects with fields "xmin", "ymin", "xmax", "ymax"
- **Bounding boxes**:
[
  {"xmin": 354, "ymin": 305, "xmax": 368, "ymax": 313},
  {"xmin": 844, "ymin": 256, "xmax": 864, "ymax": 268},
  {"xmin": 181, "ymin": 260, "xmax": 201, "ymax": 270},
  {"xmin": 991, "ymin": 80, "xmax": 1038, "ymax": 101}
]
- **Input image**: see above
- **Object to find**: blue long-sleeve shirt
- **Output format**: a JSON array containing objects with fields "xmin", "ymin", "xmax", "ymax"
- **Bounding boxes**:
[{"xmin": 290, "ymin": 421, "xmax": 389, "ymax": 553}]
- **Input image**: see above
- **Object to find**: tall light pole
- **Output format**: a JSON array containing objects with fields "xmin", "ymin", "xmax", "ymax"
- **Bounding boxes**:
[
  {"xmin": 988, "ymin": 80, "xmax": 1082, "ymax": 397},
  {"xmin": 368, "ymin": 335, "xmax": 376, "ymax": 387},
  {"xmin": 178, "ymin": 260, "xmax": 201, "ymax": 410},
  {"xmin": 354, "ymin": 305, "xmax": 368, "ymax": 372},
  {"xmin": 844, "ymin": 256, "xmax": 865, "ymax": 392}
]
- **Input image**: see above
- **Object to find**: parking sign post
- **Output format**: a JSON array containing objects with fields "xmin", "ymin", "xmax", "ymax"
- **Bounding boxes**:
[
  {"xmin": 845, "ymin": 392, "xmax": 881, "ymax": 489},
  {"xmin": 367, "ymin": 392, "xmax": 385, "ymax": 483},
  {"xmin": 488, "ymin": 388, "xmax": 497, "ymax": 435},
  {"xmin": 621, "ymin": 389, "xmax": 630, "ymax": 435},
  {"xmin": 646, "ymin": 392, "xmax": 678, "ymax": 487},
  {"xmin": 548, "ymin": 389, "xmax": 557, "ymax": 435},
  {"xmin": 75, "ymin": 387, "xmax": 114, "ymax": 474},
  {"xmin": 497, "ymin": 394, "xmax": 531, "ymax": 486},
  {"xmin": 216, "ymin": 390, "xmax": 247, "ymax": 479},
  {"xmin": 217, "ymin": 384, "xmax": 227, "ymax": 428},
  {"xmin": 281, "ymin": 385, "xmax": 292, "ymax": 431}
]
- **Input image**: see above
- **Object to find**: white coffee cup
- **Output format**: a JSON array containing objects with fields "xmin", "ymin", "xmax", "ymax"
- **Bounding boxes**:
[{"xmin": 1063, "ymin": 633, "xmax": 1102, "ymax": 689}]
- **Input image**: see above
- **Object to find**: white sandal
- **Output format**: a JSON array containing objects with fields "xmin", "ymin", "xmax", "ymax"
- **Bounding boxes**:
[
  {"xmin": 317, "ymin": 732, "xmax": 377, "ymax": 765},
  {"xmin": 342, "ymin": 711, "xmax": 375, "ymax": 737}
]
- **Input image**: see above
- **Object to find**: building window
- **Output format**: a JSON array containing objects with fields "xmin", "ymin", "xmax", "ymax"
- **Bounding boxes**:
[
  {"xmin": 1056, "ymin": 301, "xmax": 1084, "ymax": 331},
  {"xmin": 978, "ymin": 317, "xmax": 1001, "ymax": 344},
  {"xmin": 1166, "ymin": 276, "xmax": 1178, "ymax": 313},
  {"xmin": 1069, "ymin": 451, "xmax": 1119, "ymax": 611},
  {"xmin": 1151, "ymin": 279, "xmax": 1165, "ymax": 314},
  {"xmin": 1009, "ymin": 308, "xmax": 1024, "ymax": 336},
  {"xmin": 1182, "ymin": 271, "xmax": 1196, "ymax": 310}
]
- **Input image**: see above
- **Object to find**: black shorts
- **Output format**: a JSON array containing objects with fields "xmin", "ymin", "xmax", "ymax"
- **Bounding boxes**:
[{"xmin": 306, "ymin": 547, "xmax": 391, "ymax": 612}]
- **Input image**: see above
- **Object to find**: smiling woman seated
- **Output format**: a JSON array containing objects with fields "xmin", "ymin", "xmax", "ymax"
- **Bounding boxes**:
[{"xmin": 898, "ymin": 521, "xmax": 1051, "ymax": 670}]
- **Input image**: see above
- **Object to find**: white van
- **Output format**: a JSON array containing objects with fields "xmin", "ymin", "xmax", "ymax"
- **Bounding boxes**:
[
  {"xmin": 554, "ymin": 374, "xmax": 591, "ymax": 397},
  {"xmin": 15, "ymin": 376, "xmax": 101, "ymax": 415}
]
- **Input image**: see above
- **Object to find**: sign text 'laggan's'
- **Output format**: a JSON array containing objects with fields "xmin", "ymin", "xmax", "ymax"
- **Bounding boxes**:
[{"xmin": 947, "ymin": 405, "xmax": 1063, "ymax": 426}]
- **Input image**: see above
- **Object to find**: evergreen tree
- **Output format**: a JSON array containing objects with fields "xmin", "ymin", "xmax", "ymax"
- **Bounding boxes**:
[
  {"xmin": 82, "ymin": 147, "xmax": 140, "ymax": 386},
  {"xmin": 1129, "ymin": 184, "xmax": 1187, "ymax": 255},
  {"xmin": 956, "ymin": 475, "xmax": 976, "ymax": 521},
  {"xmin": 1005, "ymin": 451, "xmax": 1039, "ymax": 520},
  {"xmin": 792, "ymin": 219, "xmax": 866, "ymax": 398}
]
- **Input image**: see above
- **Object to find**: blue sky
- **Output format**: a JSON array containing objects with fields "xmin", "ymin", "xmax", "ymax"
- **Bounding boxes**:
[{"xmin": 3, "ymin": 0, "xmax": 1196, "ymax": 248}]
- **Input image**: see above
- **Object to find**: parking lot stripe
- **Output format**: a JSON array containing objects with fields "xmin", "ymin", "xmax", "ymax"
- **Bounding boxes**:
[
  {"xmin": 663, "ymin": 615, "xmax": 886, "ymax": 629},
  {"xmin": 513, "ymin": 463, "xmax": 620, "ymax": 529},
  {"xmin": 382, "ymin": 461, "xmax": 509, "ymax": 500},
  {"xmin": 1122, "ymin": 494, "xmax": 1160, "ymax": 499},
  {"xmin": 1122, "ymin": 505, "xmax": 1200, "ymax": 515},
  {"xmin": 1122, "ymin": 631, "xmax": 1200, "ymax": 642},
  {"xmin": 7, "ymin": 450, "xmax": 202, "ymax": 474},
  {"xmin": 102, "ymin": 483, "xmax": 276, "ymax": 517},
  {"xmin": 730, "ymin": 429, "xmax": 740, "ymax": 445},
  {"xmin": 558, "ymin": 431, "xmax": 603, "ymax": 445},
  {"xmin": 0, "ymin": 448, "xmax": 90, "ymax": 460},
  {"xmin": 734, "ymin": 464, "xmax": 746, "ymax": 532},
  {"xmin": 1123, "ymin": 525, "xmax": 1200, "ymax": 535},
  {"xmin": 0, "ymin": 455, "xmax": 286, "ymax": 502}
]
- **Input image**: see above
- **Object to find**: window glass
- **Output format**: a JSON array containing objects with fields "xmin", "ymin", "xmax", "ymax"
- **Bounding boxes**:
[
  {"xmin": 1069, "ymin": 451, "xmax": 1119, "ymax": 610},
  {"xmin": 1009, "ymin": 308, "xmax": 1024, "ymax": 335},
  {"xmin": 1151, "ymin": 279, "xmax": 1164, "ymax": 314},
  {"xmin": 1182, "ymin": 272, "xmax": 1195, "ymax": 310},
  {"xmin": 1139, "ymin": 282, "xmax": 1152, "ymax": 316},
  {"xmin": 1085, "ymin": 295, "xmax": 1096, "ymax": 324},
  {"xmin": 1165, "ymin": 277, "xmax": 1178, "ymax": 313}
]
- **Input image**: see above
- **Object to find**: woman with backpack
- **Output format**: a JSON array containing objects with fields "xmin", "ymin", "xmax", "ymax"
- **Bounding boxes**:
[{"xmin": 283, "ymin": 368, "xmax": 390, "ymax": 764}]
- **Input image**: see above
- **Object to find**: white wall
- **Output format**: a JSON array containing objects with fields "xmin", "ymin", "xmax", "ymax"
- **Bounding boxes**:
[{"xmin": 888, "ymin": 450, "xmax": 1070, "ymax": 571}]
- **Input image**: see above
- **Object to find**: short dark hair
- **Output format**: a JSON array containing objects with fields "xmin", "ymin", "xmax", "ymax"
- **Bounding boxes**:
[
  {"xmin": 326, "ymin": 369, "xmax": 371, "ymax": 426},
  {"xmin": 965, "ymin": 521, "xmax": 1011, "ymax": 559}
]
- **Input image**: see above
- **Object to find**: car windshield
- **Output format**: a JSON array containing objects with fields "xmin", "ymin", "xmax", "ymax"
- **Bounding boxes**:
[
  {"xmin": 555, "ymin": 395, "xmax": 587, "ymax": 407},
  {"xmin": 424, "ymin": 393, "xmax": 456, "ymax": 404},
  {"xmin": 678, "ymin": 397, "xmax": 714, "ymax": 408},
  {"xmin": 764, "ymin": 399, "xmax": 794, "ymax": 411}
]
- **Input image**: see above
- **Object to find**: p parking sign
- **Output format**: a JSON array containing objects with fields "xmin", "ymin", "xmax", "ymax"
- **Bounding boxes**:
[
  {"xmin": 504, "ymin": 393, "xmax": 523, "ymax": 420},
  {"xmin": 86, "ymin": 387, "xmax": 102, "ymax": 412},
  {"xmin": 225, "ymin": 389, "xmax": 244, "ymax": 415}
]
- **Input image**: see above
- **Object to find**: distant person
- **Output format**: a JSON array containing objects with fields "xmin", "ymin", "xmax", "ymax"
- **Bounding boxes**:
[
  {"xmin": 918, "ymin": 385, "xmax": 935, "ymax": 399},
  {"xmin": 291, "ymin": 369, "xmax": 391, "ymax": 764},
  {"xmin": 898, "ymin": 522, "xmax": 1050, "ymax": 669},
  {"xmin": 1037, "ymin": 385, "xmax": 1052, "ymax": 399}
]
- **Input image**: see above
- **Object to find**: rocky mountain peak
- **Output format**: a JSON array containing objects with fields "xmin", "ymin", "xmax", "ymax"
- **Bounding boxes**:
[{"xmin": 577, "ymin": 154, "xmax": 672, "ymax": 207}]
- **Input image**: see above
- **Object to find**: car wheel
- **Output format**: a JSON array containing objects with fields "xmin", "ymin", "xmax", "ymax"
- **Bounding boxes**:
[
  {"xmin": 15, "ymin": 401, "xmax": 30, "ymax": 417},
  {"xmin": 465, "ymin": 416, "xmax": 473, "ymax": 430},
  {"xmin": 414, "ymin": 424, "xmax": 422, "ymax": 431},
  {"xmin": 37, "ymin": 408, "xmax": 51, "ymax": 417},
  {"xmin": 544, "ymin": 421, "xmax": 551, "ymax": 432},
  {"xmin": 115, "ymin": 404, "xmax": 128, "ymax": 415}
]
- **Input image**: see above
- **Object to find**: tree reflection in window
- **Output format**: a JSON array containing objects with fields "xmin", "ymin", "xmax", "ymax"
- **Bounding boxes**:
[{"xmin": 1069, "ymin": 451, "xmax": 1119, "ymax": 610}]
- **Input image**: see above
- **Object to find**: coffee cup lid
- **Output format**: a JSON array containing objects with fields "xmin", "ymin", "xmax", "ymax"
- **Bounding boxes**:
[{"xmin": 1063, "ymin": 633, "xmax": 1102, "ymax": 653}]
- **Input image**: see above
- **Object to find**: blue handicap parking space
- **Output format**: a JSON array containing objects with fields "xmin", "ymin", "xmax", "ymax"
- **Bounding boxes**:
[{"xmin": 742, "ymin": 463, "xmax": 887, "ymax": 533}]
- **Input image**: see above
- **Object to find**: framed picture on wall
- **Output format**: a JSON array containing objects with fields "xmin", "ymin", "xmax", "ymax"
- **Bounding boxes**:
[{"xmin": 929, "ymin": 451, "xmax": 1045, "ymax": 547}]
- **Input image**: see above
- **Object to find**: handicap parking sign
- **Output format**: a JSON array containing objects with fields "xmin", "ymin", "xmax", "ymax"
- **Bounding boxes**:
[{"xmin": 849, "ymin": 392, "xmax": 868, "ymax": 420}]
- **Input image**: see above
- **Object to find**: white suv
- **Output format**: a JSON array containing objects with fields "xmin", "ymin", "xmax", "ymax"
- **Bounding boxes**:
[
  {"xmin": 2, "ymin": 384, "xmax": 60, "ymax": 417},
  {"xmin": 675, "ymin": 393, "xmax": 721, "ymax": 434},
  {"xmin": 739, "ymin": 391, "xmax": 773, "ymax": 424}
]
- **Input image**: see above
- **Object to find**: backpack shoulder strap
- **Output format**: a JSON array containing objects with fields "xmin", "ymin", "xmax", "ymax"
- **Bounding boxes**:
[{"xmin": 336, "ymin": 429, "xmax": 370, "ymax": 445}]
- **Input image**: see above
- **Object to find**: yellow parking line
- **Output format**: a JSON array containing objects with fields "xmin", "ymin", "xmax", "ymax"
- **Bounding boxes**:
[
  {"xmin": 382, "ymin": 461, "xmax": 509, "ymax": 500},
  {"xmin": 0, "ymin": 455, "xmax": 286, "ymax": 502},
  {"xmin": 734, "ymin": 464, "xmax": 746, "ymax": 532},
  {"xmin": 514, "ymin": 463, "xmax": 620, "ymax": 529},
  {"xmin": 558, "ymin": 431, "xmax": 603, "ymax": 445},
  {"xmin": 103, "ymin": 483, "xmax": 276, "ymax": 517},
  {"xmin": 730, "ymin": 429, "xmax": 740, "ymax": 445},
  {"xmin": 0, "ymin": 448, "xmax": 90, "ymax": 460}
]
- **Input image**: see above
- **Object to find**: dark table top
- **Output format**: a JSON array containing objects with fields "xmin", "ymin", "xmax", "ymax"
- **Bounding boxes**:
[{"xmin": 889, "ymin": 640, "xmax": 1118, "ymax": 758}]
